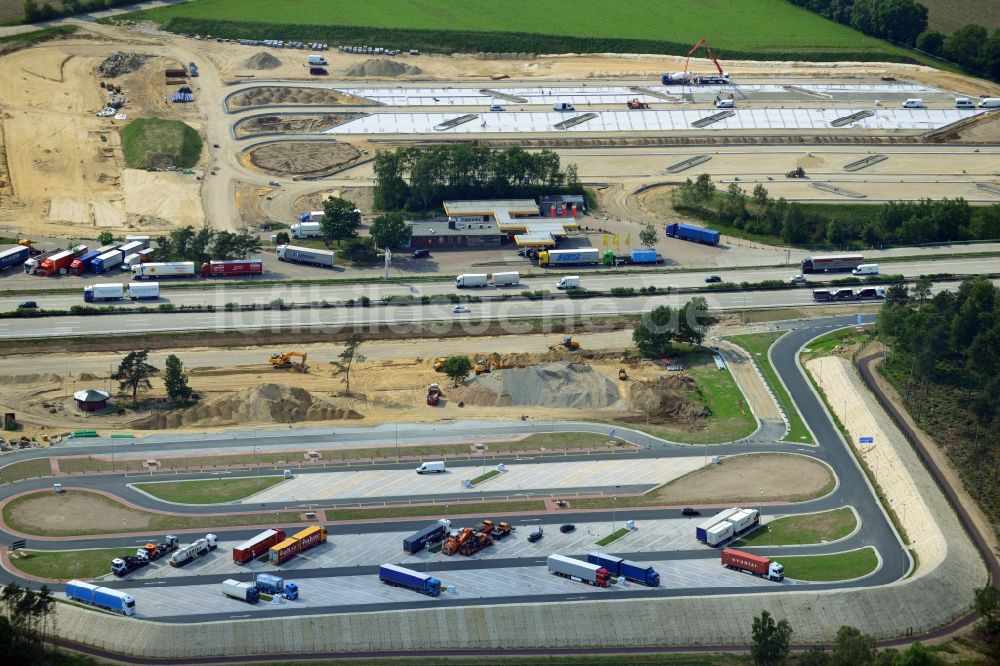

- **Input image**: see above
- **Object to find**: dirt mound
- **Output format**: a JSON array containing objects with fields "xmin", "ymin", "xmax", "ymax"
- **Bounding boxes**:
[
  {"xmin": 4, "ymin": 373, "xmax": 62, "ymax": 385},
  {"xmin": 346, "ymin": 59, "xmax": 422, "ymax": 77},
  {"xmin": 626, "ymin": 375, "xmax": 710, "ymax": 423},
  {"xmin": 457, "ymin": 362, "xmax": 620, "ymax": 409},
  {"xmin": 131, "ymin": 383, "xmax": 363, "ymax": 429},
  {"xmin": 77, "ymin": 372, "xmax": 102, "ymax": 382},
  {"xmin": 245, "ymin": 52, "xmax": 282, "ymax": 70}
]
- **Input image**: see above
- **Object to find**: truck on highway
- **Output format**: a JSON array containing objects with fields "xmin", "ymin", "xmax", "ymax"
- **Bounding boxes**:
[
  {"xmin": 491, "ymin": 271, "xmax": 520, "ymax": 286},
  {"xmin": 403, "ymin": 520, "xmax": 451, "ymax": 554},
  {"xmin": 65, "ymin": 580, "xmax": 135, "ymax": 616},
  {"xmin": 0, "ymin": 246, "xmax": 30, "ymax": 272},
  {"xmin": 23, "ymin": 248, "xmax": 64, "ymax": 274},
  {"xmin": 600, "ymin": 248, "xmax": 665, "ymax": 266},
  {"xmin": 221, "ymin": 579, "xmax": 260, "ymax": 604},
  {"xmin": 92, "ymin": 250, "xmax": 123, "ymax": 274},
  {"xmin": 83, "ymin": 283, "xmax": 124, "ymax": 302},
  {"xmin": 276, "ymin": 244, "xmax": 336, "ymax": 268},
  {"xmin": 169, "ymin": 534, "xmax": 218, "ymax": 567},
  {"xmin": 455, "ymin": 273, "xmax": 488, "ymax": 288},
  {"xmin": 132, "ymin": 262, "xmax": 196, "ymax": 279},
  {"xmin": 547, "ymin": 554, "xmax": 611, "ymax": 587},
  {"xmin": 851, "ymin": 263, "xmax": 879, "ymax": 276},
  {"xmin": 537, "ymin": 248, "xmax": 601, "ymax": 267},
  {"xmin": 233, "ymin": 528, "xmax": 286, "ymax": 565},
  {"xmin": 200, "ymin": 259, "xmax": 264, "ymax": 277},
  {"xmin": 800, "ymin": 253, "xmax": 864, "ymax": 274},
  {"xmin": 587, "ymin": 552, "xmax": 660, "ymax": 586},
  {"xmin": 665, "ymin": 222, "xmax": 721, "ymax": 246},
  {"xmin": 721, "ymin": 548, "xmax": 784, "ymax": 581},
  {"xmin": 38, "ymin": 249, "xmax": 75, "ymax": 276},
  {"xmin": 378, "ymin": 563, "xmax": 442, "ymax": 596},
  {"xmin": 290, "ymin": 221, "xmax": 323, "ymax": 239},
  {"xmin": 254, "ymin": 573, "xmax": 299, "ymax": 599},
  {"xmin": 556, "ymin": 275, "xmax": 581, "ymax": 289},
  {"xmin": 128, "ymin": 282, "xmax": 160, "ymax": 300},
  {"xmin": 111, "ymin": 554, "xmax": 149, "ymax": 577}
]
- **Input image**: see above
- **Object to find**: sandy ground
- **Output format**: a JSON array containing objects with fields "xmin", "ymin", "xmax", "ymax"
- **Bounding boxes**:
[
  {"xmin": 7, "ymin": 490, "xmax": 153, "ymax": 533},
  {"xmin": 122, "ymin": 169, "xmax": 205, "ymax": 230}
]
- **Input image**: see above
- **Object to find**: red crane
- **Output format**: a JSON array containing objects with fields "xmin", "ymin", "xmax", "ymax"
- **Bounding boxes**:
[{"xmin": 683, "ymin": 39, "xmax": 726, "ymax": 82}]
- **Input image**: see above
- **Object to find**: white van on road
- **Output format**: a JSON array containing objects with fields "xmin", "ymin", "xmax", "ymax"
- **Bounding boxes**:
[
  {"xmin": 955, "ymin": 97, "xmax": 975, "ymax": 109},
  {"xmin": 553, "ymin": 102, "xmax": 575, "ymax": 111},
  {"xmin": 979, "ymin": 98, "xmax": 1000, "ymax": 108},
  {"xmin": 416, "ymin": 461, "xmax": 446, "ymax": 474},
  {"xmin": 852, "ymin": 263, "xmax": 880, "ymax": 276},
  {"xmin": 902, "ymin": 98, "xmax": 925, "ymax": 108}
]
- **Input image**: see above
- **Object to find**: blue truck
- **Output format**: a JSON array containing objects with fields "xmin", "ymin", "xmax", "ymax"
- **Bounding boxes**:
[
  {"xmin": 0, "ymin": 245, "xmax": 30, "ymax": 272},
  {"xmin": 379, "ymin": 563, "xmax": 441, "ymax": 596},
  {"xmin": 601, "ymin": 248, "xmax": 664, "ymax": 266},
  {"xmin": 222, "ymin": 579, "xmax": 259, "ymax": 604},
  {"xmin": 65, "ymin": 579, "xmax": 136, "ymax": 616},
  {"xmin": 665, "ymin": 223, "xmax": 720, "ymax": 246},
  {"xmin": 254, "ymin": 573, "xmax": 299, "ymax": 599},
  {"xmin": 403, "ymin": 521, "xmax": 449, "ymax": 554},
  {"xmin": 587, "ymin": 552, "xmax": 661, "ymax": 587}
]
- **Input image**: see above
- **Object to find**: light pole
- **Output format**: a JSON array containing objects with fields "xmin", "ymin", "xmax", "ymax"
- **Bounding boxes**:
[
  {"xmin": 254, "ymin": 427, "xmax": 260, "ymax": 486},
  {"xmin": 395, "ymin": 419, "xmax": 399, "ymax": 461},
  {"xmin": 612, "ymin": 495, "xmax": 618, "ymax": 535}
]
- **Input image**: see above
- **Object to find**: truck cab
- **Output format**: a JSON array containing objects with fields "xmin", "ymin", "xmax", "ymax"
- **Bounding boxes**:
[{"xmin": 769, "ymin": 561, "xmax": 784, "ymax": 582}]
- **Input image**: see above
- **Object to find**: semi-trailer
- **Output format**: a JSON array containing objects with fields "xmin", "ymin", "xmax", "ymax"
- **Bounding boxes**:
[
  {"xmin": 65, "ymin": 580, "xmax": 136, "ymax": 616},
  {"xmin": 69, "ymin": 250, "xmax": 100, "ymax": 275},
  {"xmin": 600, "ymin": 248, "xmax": 665, "ymax": 266},
  {"xmin": 378, "ymin": 563, "xmax": 442, "ymax": 596},
  {"xmin": 403, "ymin": 520, "xmax": 450, "ymax": 554},
  {"xmin": 38, "ymin": 250, "xmax": 75, "ymax": 276},
  {"xmin": 725, "ymin": 508, "xmax": 760, "ymax": 534},
  {"xmin": 128, "ymin": 282, "xmax": 160, "ymax": 300},
  {"xmin": 200, "ymin": 259, "xmax": 264, "ymax": 277},
  {"xmin": 455, "ymin": 273, "xmax": 488, "ymax": 288},
  {"xmin": 537, "ymin": 248, "xmax": 601, "ymax": 267},
  {"xmin": 111, "ymin": 554, "xmax": 149, "ymax": 577},
  {"xmin": 118, "ymin": 240, "xmax": 145, "ymax": 257},
  {"xmin": 125, "ymin": 235, "xmax": 150, "ymax": 248},
  {"xmin": 491, "ymin": 271, "xmax": 520, "ymax": 286},
  {"xmin": 0, "ymin": 246, "xmax": 30, "ymax": 271},
  {"xmin": 665, "ymin": 223, "xmax": 720, "ymax": 246},
  {"xmin": 132, "ymin": 262, "xmax": 196, "ymax": 279},
  {"xmin": 721, "ymin": 548, "xmax": 784, "ymax": 581},
  {"xmin": 233, "ymin": 528, "xmax": 286, "ymax": 565},
  {"xmin": 290, "ymin": 221, "xmax": 323, "ymax": 239},
  {"xmin": 705, "ymin": 521, "xmax": 734, "ymax": 546},
  {"xmin": 254, "ymin": 573, "xmax": 299, "ymax": 599},
  {"xmin": 547, "ymin": 554, "xmax": 611, "ymax": 586},
  {"xmin": 587, "ymin": 552, "xmax": 660, "ymax": 586},
  {"xmin": 169, "ymin": 533, "xmax": 218, "ymax": 567},
  {"xmin": 695, "ymin": 508, "xmax": 741, "ymax": 542},
  {"xmin": 221, "ymin": 579, "xmax": 260, "ymax": 604},
  {"xmin": 269, "ymin": 525, "xmax": 327, "ymax": 564},
  {"xmin": 23, "ymin": 248, "xmax": 64, "ymax": 274},
  {"xmin": 800, "ymin": 253, "xmax": 864, "ymax": 273},
  {"xmin": 92, "ymin": 250, "xmax": 123, "ymax": 274},
  {"xmin": 276, "ymin": 244, "xmax": 336, "ymax": 268},
  {"xmin": 136, "ymin": 535, "xmax": 177, "ymax": 562},
  {"xmin": 84, "ymin": 283, "xmax": 124, "ymax": 302}
]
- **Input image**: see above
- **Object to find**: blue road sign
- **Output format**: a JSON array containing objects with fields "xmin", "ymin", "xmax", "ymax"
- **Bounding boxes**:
[
  {"xmin": 859, "ymin": 436, "xmax": 874, "ymax": 444},
  {"xmin": 609, "ymin": 429, "xmax": 617, "ymax": 438},
  {"xmin": 856, "ymin": 313, "xmax": 863, "ymax": 325}
]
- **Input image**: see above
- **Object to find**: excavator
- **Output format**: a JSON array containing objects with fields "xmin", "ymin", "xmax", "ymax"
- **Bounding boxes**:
[
  {"xmin": 473, "ymin": 352, "xmax": 502, "ymax": 375},
  {"xmin": 549, "ymin": 336, "xmax": 581, "ymax": 352},
  {"xmin": 432, "ymin": 357, "xmax": 449, "ymax": 372},
  {"xmin": 269, "ymin": 351, "xmax": 308, "ymax": 372}
]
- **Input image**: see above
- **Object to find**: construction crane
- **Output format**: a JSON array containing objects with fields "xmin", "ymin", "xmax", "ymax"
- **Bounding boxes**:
[
  {"xmin": 269, "ymin": 351, "xmax": 308, "ymax": 372},
  {"xmin": 682, "ymin": 39, "xmax": 728, "ymax": 85}
]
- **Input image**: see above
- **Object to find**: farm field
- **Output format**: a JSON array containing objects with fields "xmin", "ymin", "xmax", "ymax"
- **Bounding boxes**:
[
  {"xmin": 127, "ymin": 0, "xmax": 913, "ymax": 61},
  {"xmin": 921, "ymin": 0, "xmax": 1000, "ymax": 34}
]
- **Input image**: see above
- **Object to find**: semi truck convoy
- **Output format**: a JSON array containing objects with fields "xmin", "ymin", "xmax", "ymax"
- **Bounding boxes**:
[
  {"xmin": 665, "ymin": 223, "xmax": 721, "ymax": 246},
  {"xmin": 378, "ymin": 563, "xmax": 442, "ymax": 596},
  {"xmin": 721, "ymin": 548, "xmax": 784, "ymax": 581},
  {"xmin": 403, "ymin": 521, "xmax": 451, "ymax": 554},
  {"xmin": 83, "ymin": 282, "xmax": 160, "ymax": 302},
  {"xmin": 455, "ymin": 273, "xmax": 488, "ymax": 288},
  {"xmin": 132, "ymin": 262, "xmax": 196, "ymax": 279},
  {"xmin": 547, "ymin": 554, "xmax": 611, "ymax": 586},
  {"xmin": 491, "ymin": 271, "xmax": 520, "ymax": 286},
  {"xmin": 233, "ymin": 528, "xmax": 286, "ymax": 565},
  {"xmin": 276, "ymin": 245, "xmax": 336, "ymax": 268},
  {"xmin": 169, "ymin": 534, "xmax": 218, "ymax": 567},
  {"xmin": 65, "ymin": 580, "xmax": 136, "ymax": 616},
  {"xmin": 537, "ymin": 248, "xmax": 601, "ymax": 267},
  {"xmin": 254, "ymin": 573, "xmax": 299, "ymax": 599},
  {"xmin": 800, "ymin": 253, "xmax": 864, "ymax": 273},
  {"xmin": 200, "ymin": 259, "xmax": 264, "ymax": 277},
  {"xmin": 290, "ymin": 221, "xmax": 322, "ymax": 239},
  {"xmin": 269, "ymin": 525, "xmax": 327, "ymax": 565},
  {"xmin": 587, "ymin": 552, "xmax": 660, "ymax": 586},
  {"xmin": 221, "ymin": 579, "xmax": 260, "ymax": 604},
  {"xmin": 0, "ymin": 246, "xmax": 30, "ymax": 271}
]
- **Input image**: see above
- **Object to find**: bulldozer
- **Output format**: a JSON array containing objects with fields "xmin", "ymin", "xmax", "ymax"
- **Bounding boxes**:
[
  {"xmin": 549, "ymin": 336, "xmax": 581, "ymax": 352},
  {"xmin": 785, "ymin": 166, "xmax": 806, "ymax": 178},
  {"xmin": 626, "ymin": 98, "xmax": 650, "ymax": 110},
  {"xmin": 269, "ymin": 351, "xmax": 308, "ymax": 372}
]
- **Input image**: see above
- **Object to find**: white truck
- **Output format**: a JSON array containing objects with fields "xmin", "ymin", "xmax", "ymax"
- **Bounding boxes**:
[
  {"xmin": 980, "ymin": 98, "xmax": 1000, "ymax": 108},
  {"xmin": 851, "ymin": 263, "xmax": 879, "ymax": 275},
  {"xmin": 290, "ymin": 221, "xmax": 323, "ymax": 239},
  {"xmin": 23, "ymin": 248, "xmax": 64, "ymax": 275},
  {"xmin": 128, "ymin": 282, "xmax": 160, "ymax": 300},
  {"xmin": 724, "ymin": 508, "xmax": 760, "ymax": 534},
  {"xmin": 276, "ymin": 245, "xmax": 336, "ymax": 268},
  {"xmin": 491, "ymin": 271, "xmax": 520, "ymax": 286},
  {"xmin": 132, "ymin": 262, "xmax": 196, "ymax": 279},
  {"xmin": 83, "ymin": 283, "xmax": 124, "ymax": 302},
  {"xmin": 169, "ymin": 534, "xmax": 218, "ymax": 567},
  {"xmin": 307, "ymin": 55, "xmax": 328, "ymax": 66},
  {"xmin": 455, "ymin": 273, "xmax": 488, "ymax": 288},
  {"xmin": 556, "ymin": 275, "xmax": 581, "ymax": 289},
  {"xmin": 122, "ymin": 253, "xmax": 142, "ymax": 271},
  {"xmin": 546, "ymin": 554, "xmax": 611, "ymax": 587},
  {"xmin": 705, "ymin": 521, "xmax": 734, "ymax": 546},
  {"xmin": 416, "ymin": 460, "xmax": 446, "ymax": 474}
]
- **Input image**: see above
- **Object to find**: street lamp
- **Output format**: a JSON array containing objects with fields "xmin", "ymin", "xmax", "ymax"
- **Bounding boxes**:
[
  {"xmin": 395, "ymin": 419, "xmax": 399, "ymax": 461},
  {"xmin": 612, "ymin": 495, "xmax": 618, "ymax": 535},
  {"xmin": 254, "ymin": 427, "xmax": 260, "ymax": 486}
]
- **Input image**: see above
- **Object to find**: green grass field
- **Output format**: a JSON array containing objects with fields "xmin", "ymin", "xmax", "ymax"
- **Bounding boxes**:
[
  {"xmin": 121, "ymin": 118, "xmax": 202, "ymax": 170},
  {"xmin": 732, "ymin": 507, "xmax": 856, "ymax": 547},
  {"xmin": 0, "ymin": 458, "xmax": 53, "ymax": 485},
  {"xmin": 122, "ymin": 0, "xmax": 918, "ymax": 63},
  {"xmin": 780, "ymin": 547, "xmax": 878, "ymax": 581},
  {"xmin": 133, "ymin": 477, "xmax": 285, "ymax": 504},
  {"xmin": 9, "ymin": 548, "xmax": 119, "ymax": 580}
]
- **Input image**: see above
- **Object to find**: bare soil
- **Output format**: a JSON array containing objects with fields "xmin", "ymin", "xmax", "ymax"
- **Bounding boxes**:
[
  {"xmin": 234, "ymin": 113, "xmax": 364, "ymax": 139},
  {"xmin": 225, "ymin": 86, "xmax": 374, "ymax": 111},
  {"xmin": 245, "ymin": 140, "xmax": 361, "ymax": 176},
  {"xmin": 7, "ymin": 491, "xmax": 153, "ymax": 533}
]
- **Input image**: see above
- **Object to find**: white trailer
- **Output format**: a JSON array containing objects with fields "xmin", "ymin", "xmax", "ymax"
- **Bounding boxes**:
[
  {"xmin": 706, "ymin": 521, "xmax": 734, "ymax": 546},
  {"xmin": 169, "ymin": 534, "xmax": 218, "ymax": 567},
  {"xmin": 455, "ymin": 273, "xmax": 488, "ymax": 288},
  {"xmin": 132, "ymin": 262, "xmax": 196, "ymax": 279},
  {"xmin": 276, "ymin": 245, "xmax": 336, "ymax": 268},
  {"xmin": 128, "ymin": 282, "xmax": 160, "ymax": 300},
  {"xmin": 83, "ymin": 283, "xmax": 124, "ymax": 302},
  {"xmin": 724, "ymin": 508, "xmax": 760, "ymax": 534},
  {"xmin": 491, "ymin": 271, "xmax": 520, "ymax": 286},
  {"xmin": 695, "ymin": 508, "xmax": 741, "ymax": 542},
  {"xmin": 118, "ymin": 241, "xmax": 145, "ymax": 257},
  {"xmin": 546, "ymin": 554, "xmax": 611, "ymax": 586},
  {"xmin": 125, "ymin": 235, "xmax": 150, "ymax": 248},
  {"xmin": 290, "ymin": 221, "xmax": 323, "ymax": 239}
]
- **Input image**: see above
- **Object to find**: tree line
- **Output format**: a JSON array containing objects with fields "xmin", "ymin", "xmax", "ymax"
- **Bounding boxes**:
[
  {"xmin": 23, "ymin": 0, "xmax": 136, "ymax": 22},
  {"xmin": 788, "ymin": 0, "xmax": 1000, "ymax": 79},
  {"xmin": 673, "ymin": 174, "xmax": 1000, "ymax": 248},
  {"xmin": 373, "ymin": 145, "xmax": 582, "ymax": 212},
  {"xmin": 96, "ymin": 226, "xmax": 262, "ymax": 265}
]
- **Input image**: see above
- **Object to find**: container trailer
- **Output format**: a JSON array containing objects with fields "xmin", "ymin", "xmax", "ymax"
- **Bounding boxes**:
[
  {"xmin": 491, "ymin": 271, "xmax": 520, "ymax": 286},
  {"xmin": 705, "ymin": 521, "xmax": 734, "ymax": 546},
  {"xmin": 254, "ymin": 573, "xmax": 299, "ymax": 599},
  {"xmin": 169, "ymin": 534, "xmax": 218, "ymax": 567},
  {"xmin": 233, "ymin": 528, "xmax": 286, "ymax": 565},
  {"xmin": 200, "ymin": 259, "xmax": 264, "ymax": 277},
  {"xmin": 65, "ymin": 579, "xmax": 135, "ymax": 615},
  {"xmin": 290, "ymin": 221, "xmax": 323, "ymax": 239},
  {"xmin": 0, "ymin": 246, "xmax": 30, "ymax": 271},
  {"xmin": 455, "ymin": 273, "xmax": 488, "ymax": 288},
  {"xmin": 83, "ymin": 283, "xmax": 124, "ymax": 302},
  {"xmin": 221, "ymin": 579, "xmax": 260, "ymax": 604},
  {"xmin": 587, "ymin": 552, "xmax": 660, "ymax": 586},
  {"xmin": 269, "ymin": 525, "xmax": 327, "ymax": 564},
  {"xmin": 800, "ymin": 253, "xmax": 864, "ymax": 274},
  {"xmin": 547, "ymin": 554, "xmax": 611, "ymax": 586},
  {"xmin": 665, "ymin": 223, "xmax": 720, "ymax": 246},
  {"xmin": 275, "ymin": 244, "xmax": 335, "ymax": 268},
  {"xmin": 92, "ymin": 250, "xmax": 123, "ymax": 274},
  {"xmin": 721, "ymin": 548, "xmax": 784, "ymax": 581},
  {"xmin": 403, "ymin": 520, "xmax": 450, "ymax": 554},
  {"xmin": 695, "ymin": 508, "xmax": 741, "ymax": 542},
  {"xmin": 537, "ymin": 248, "xmax": 601, "ymax": 267},
  {"xmin": 132, "ymin": 262, "xmax": 196, "ymax": 279},
  {"xmin": 378, "ymin": 563, "xmax": 441, "ymax": 596},
  {"xmin": 725, "ymin": 508, "xmax": 760, "ymax": 535}
]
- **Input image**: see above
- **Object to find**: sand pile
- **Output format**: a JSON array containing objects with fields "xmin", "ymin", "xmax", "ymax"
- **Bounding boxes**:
[
  {"xmin": 457, "ymin": 362, "xmax": 620, "ymax": 409},
  {"xmin": 131, "ymin": 383, "xmax": 363, "ymax": 429},
  {"xmin": 245, "ymin": 52, "xmax": 282, "ymax": 69},
  {"xmin": 626, "ymin": 375, "xmax": 710, "ymax": 423},
  {"xmin": 346, "ymin": 59, "xmax": 422, "ymax": 77},
  {"xmin": 4, "ymin": 373, "xmax": 63, "ymax": 385}
]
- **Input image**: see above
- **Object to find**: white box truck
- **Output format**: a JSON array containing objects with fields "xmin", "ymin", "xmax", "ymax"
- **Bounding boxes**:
[
  {"xmin": 128, "ymin": 282, "xmax": 160, "ymax": 300},
  {"xmin": 83, "ymin": 283, "xmax": 124, "ymax": 302},
  {"xmin": 276, "ymin": 245, "xmax": 336, "ymax": 268},
  {"xmin": 705, "ymin": 521, "xmax": 734, "ymax": 546},
  {"xmin": 491, "ymin": 271, "xmax": 520, "ymax": 286},
  {"xmin": 455, "ymin": 273, "xmax": 488, "ymax": 288},
  {"xmin": 290, "ymin": 221, "xmax": 323, "ymax": 239},
  {"xmin": 851, "ymin": 263, "xmax": 879, "ymax": 275},
  {"xmin": 556, "ymin": 275, "xmax": 581, "ymax": 289}
]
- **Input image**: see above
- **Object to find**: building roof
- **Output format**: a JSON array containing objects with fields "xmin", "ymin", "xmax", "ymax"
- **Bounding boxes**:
[
  {"xmin": 73, "ymin": 389, "xmax": 109, "ymax": 402},
  {"xmin": 407, "ymin": 219, "xmax": 501, "ymax": 237},
  {"xmin": 539, "ymin": 194, "xmax": 585, "ymax": 204},
  {"xmin": 444, "ymin": 200, "xmax": 538, "ymax": 216}
]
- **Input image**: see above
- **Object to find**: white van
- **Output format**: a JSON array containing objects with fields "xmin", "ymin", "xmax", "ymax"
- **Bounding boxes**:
[
  {"xmin": 416, "ymin": 461, "xmax": 446, "ymax": 474},
  {"xmin": 556, "ymin": 275, "xmax": 581, "ymax": 289},
  {"xmin": 979, "ymin": 98, "xmax": 1000, "ymax": 108},
  {"xmin": 852, "ymin": 263, "xmax": 879, "ymax": 275},
  {"xmin": 553, "ymin": 102, "xmax": 575, "ymax": 112},
  {"xmin": 902, "ymin": 98, "xmax": 925, "ymax": 108},
  {"xmin": 955, "ymin": 97, "xmax": 975, "ymax": 109},
  {"xmin": 715, "ymin": 98, "xmax": 734, "ymax": 109}
]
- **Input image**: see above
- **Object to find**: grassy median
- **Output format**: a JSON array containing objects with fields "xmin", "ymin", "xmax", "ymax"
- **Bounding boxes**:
[
  {"xmin": 133, "ymin": 477, "xmax": 285, "ymax": 504},
  {"xmin": 732, "ymin": 507, "xmax": 856, "ymax": 547},
  {"xmin": 8, "ymin": 548, "xmax": 120, "ymax": 580},
  {"xmin": 780, "ymin": 547, "xmax": 878, "ymax": 581}
]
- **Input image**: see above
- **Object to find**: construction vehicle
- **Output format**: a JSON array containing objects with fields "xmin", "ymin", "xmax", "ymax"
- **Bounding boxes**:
[
  {"xmin": 473, "ymin": 352, "xmax": 501, "ymax": 375},
  {"xmin": 549, "ymin": 336, "xmax": 581, "ymax": 352},
  {"xmin": 482, "ymin": 519, "xmax": 515, "ymax": 539},
  {"xmin": 441, "ymin": 526, "xmax": 494, "ymax": 556},
  {"xmin": 427, "ymin": 383, "xmax": 441, "ymax": 406},
  {"xmin": 442, "ymin": 527, "xmax": 474, "ymax": 556},
  {"xmin": 432, "ymin": 357, "xmax": 448, "ymax": 372},
  {"xmin": 785, "ymin": 166, "xmax": 806, "ymax": 178},
  {"xmin": 618, "ymin": 367, "xmax": 628, "ymax": 381},
  {"xmin": 270, "ymin": 351, "xmax": 308, "ymax": 372},
  {"xmin": 662, "ymin": 39, "xmax": 729, "ymax": 85},
  {"xmin": 111, "ymin": 554, "xmax": 149, "ymax": 577},
  {"xmin": 626, "ymin": 98, "xmax": 650, "ymax": 110}
]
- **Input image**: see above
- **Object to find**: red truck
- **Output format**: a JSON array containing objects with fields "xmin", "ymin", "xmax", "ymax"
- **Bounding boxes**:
[
  {"xmin": 38, "ymin": 250, "xmax": 76, "ymax": 277},
  {"xmin": 721, "ymin": 548, "xmax": 784, "ymax": 581},
  {"xmin": 232, "ymin": 528, "xmax": 286, "ymax": 565},
  {"xmin": 427, "ymin": 383, "xmax": 441, "ymax": 406},
  {"xmin": 200, "ymin": 259, "xmax": 263, "ymax": 277}
]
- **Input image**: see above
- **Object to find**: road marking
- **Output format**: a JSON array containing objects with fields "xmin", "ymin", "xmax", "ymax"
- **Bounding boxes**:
[{"xmin": 142, "ymin": 581, "xmax": 167, "ymax": 586}]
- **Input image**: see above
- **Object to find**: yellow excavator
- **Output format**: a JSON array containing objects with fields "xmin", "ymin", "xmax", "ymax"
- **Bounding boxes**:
[
  {"xmin": 549, "ymin": 336, "xmax": 581, "ymax": 352},
  {"xmin": 473, "ymin": 352, "xmax": 502, "ymax": 375},
  {"xmin": 269, "ymin": 351, "xmax": 308, "ymax": 372}
]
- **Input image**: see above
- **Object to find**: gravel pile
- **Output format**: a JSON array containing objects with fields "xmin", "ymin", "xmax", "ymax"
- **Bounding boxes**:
[
  {"xmin": 458, "ymin": 362, "xmax": 620, "ymax": 409},
  {"xmin": 245, "ymin": 52, "xmax": 282, "ymax": 69},
  {"xmin": 97, "ymin": 52, "xmax": 146, "ymax": 77},
  {"xmin": 345, "ymin": 58, "xmax": 422, "ymax": 77}
]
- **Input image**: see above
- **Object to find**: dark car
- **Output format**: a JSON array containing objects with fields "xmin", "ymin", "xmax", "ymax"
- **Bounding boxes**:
[
  {"xmin": 681, "ymin": 507, "xmax": 700, "ymax": 516},
  {"xmin": 704, "ymin": 275, "xmax": 722, "ymax": 283},
  {"xmin": 559, "ymin": 524, "xmax": 576, "ymax": 534},
  {"xmin": 17, "ymin": 301, "xmax": 37, "ymax": 309},
  {"xmin": 527, "ymin": 527, "xmax": 544, "ymax": 542},
  {"xmin": 411, "ymin": 248, "xmax": 430, "ymax": 258}
]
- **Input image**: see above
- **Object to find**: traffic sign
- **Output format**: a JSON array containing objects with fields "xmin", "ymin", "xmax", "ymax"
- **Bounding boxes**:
[
  {"xmin": 859, "ymin": 436, "xmax": 874, "ymax": 444},
  {"xmin": 856, "ymin": 313, "xmax": 863, "ymax": 326},
  {"xmin": 10, "ymin": 539, "xmax": 26, "ymax": 551}
]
